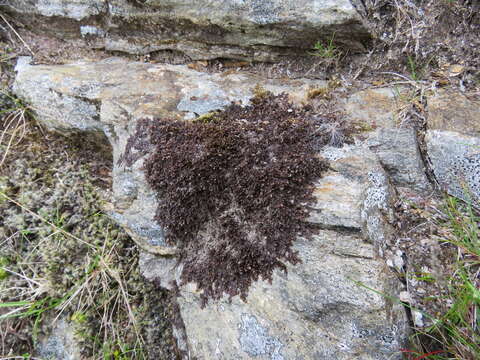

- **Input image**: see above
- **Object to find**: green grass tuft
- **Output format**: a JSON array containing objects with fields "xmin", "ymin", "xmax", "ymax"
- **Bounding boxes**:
[
  {"xmin": 408, "ymin": 196, "xmax": 480, "ymax": 359},
  {"xmin": 309, "ymin": 33, "xmax": 341, "ymax": 60}
]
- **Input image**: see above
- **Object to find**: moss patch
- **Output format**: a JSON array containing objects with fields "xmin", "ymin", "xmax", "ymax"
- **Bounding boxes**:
[
  {"xmin": 0, "ymin": 127, "xmax": 179, "ymax": 358},
  {"xmin": 120, "ymin": 92, "xmax": 343, "ymax": 305}
]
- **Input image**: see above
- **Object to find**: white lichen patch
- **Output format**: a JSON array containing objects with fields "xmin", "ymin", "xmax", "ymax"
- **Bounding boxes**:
[
  {"xmin": 238, "ymin": 313, "xmax": 285, "ymax": 360},
  {"xmin": 37, "ymin": 0, "xmax": 103, "ymax": 21},
  {"xmin": 426, "ymin": 130, "xmax": 480, "ymax": 207},
  {"xmin": 80, "ymin": 25, "xmax": 105, "ymax": 38}
]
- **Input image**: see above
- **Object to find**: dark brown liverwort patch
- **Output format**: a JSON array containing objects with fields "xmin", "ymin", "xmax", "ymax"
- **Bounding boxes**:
[{"xmin": 120, "ymin": 92, "xmax": 348, "ymax": 305}]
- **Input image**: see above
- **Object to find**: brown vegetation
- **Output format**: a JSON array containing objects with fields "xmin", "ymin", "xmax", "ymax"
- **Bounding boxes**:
[{"xmin": 120, "ymin": 92, "xmax": 351, "ymax": 304}]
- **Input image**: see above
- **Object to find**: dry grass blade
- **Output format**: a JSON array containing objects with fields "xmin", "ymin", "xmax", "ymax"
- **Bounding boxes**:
[
  {"xmin": 101, "ymin": 257, "xmax": 141, "ymax": 339},
  {"xmin": 0, "ymin": 13, "xmax": 34, "ymax": 55},
  {"xmin": 0, "ymin": 191, "xmax": 95, "ymax": 249},
  {"xmin": 52, "ymin": 272, "xmax": 96, "ymax": 323},
  {"xmin": 0, "ymin": 107, "xmax": 27, "ymax": 168}
]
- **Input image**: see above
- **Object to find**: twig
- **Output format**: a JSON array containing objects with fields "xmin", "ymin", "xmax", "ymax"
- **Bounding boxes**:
[
  {"xmin": 0, "ymin": 14, "xmax": 34, "ymax": 55},
  {"xmin": 379, "ymin": 71, "xmax": 417, "ymax": 83},
  {"xmin": 0, "ymin": 109, "xmax": 26, "ymax": 167}
]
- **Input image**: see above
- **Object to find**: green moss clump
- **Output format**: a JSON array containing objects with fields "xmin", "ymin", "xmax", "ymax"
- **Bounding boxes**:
[
  {"xmin": 193, "ymin": 111, "xmax": 219, "ymax": 124},
  {"xmin": 307, "ymin": 86, "xmax": 331, "ymax": 100},
  {"xmin": 121, "ymin": 92, "xmax": 339, "ymax": 305},
  {"xmin": 0, "ymin": 256, "xmax": 10, "ymax": 280},
  {"xmin": 252, "ymin": 83, "xmax": 270, "ymax": 100}
]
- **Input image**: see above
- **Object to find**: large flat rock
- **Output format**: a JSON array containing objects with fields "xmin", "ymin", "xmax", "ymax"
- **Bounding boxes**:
[
  {"xmin": 179, "ymin": 230, "xmax": 405, "ymax": 359},
  {"xmin": 13, "ymin": 57, "xmax": 408, "ymax": 359},
  {"xmin": 2, "ymin": 0, "xmax": 370, "ymax": 61}
]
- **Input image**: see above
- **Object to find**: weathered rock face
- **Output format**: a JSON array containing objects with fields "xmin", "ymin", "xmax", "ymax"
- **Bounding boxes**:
[
  {"xmin": 36, "ymin": 317, "xmax": 82, "ymax": 360},
  {"xmin": 2, "ymin": 0, "xmax": 370, "ymax": 61},
  {"xmin": 13, "ymin": 57, "xmax": 410, "ymax": 359},
  {"xmin": 176, "ymin": 144, "xmax": 407, "ymax": 359},
  {"xmin": 178, "ymin": 232, "xmax": 405, "ymax": 359},
  {"xmin": 426, "ymin": 90, "xmax": 480, "ymax": 207},
  {"xmin": 343, "ymin": 87, "xmax": 431, "ymax": 192},
  {"xmin": 343, "ymin": 87, "xmax": 404, "ymax": 129}
]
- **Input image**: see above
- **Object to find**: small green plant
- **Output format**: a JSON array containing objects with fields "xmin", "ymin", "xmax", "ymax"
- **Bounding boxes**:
[
  {"xmin": 193, "ymin": 111, "xmax": 219, "ymax": 124},
  {"xmin": 356, "ymin": 195, "xmax": 480, "ymax": 359},
  {"xmin": 408, "ymin": 197, "xmax": 480, "ymax": 359},
  {"xmin": 407, "ymin": 55, "xmax": 419, "ymax": 80},
  {"xmin": 71, "ymin": 311, "xmax": 87, "ymax": 324},
  {"xmin": 309, "ymin": 33, "xmax": 340, "ymax": 60},
  {"xmin": 406, "ymin": 55, "xmax": 435, "ymax": 82},
  {"xmin": 0, "ymin": 256, "xmax": 10, "ymax": 280}
]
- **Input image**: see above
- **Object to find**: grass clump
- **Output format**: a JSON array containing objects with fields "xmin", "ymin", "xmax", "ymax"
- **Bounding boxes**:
[
  {"xmin": 409, "ymin": 196, "xmax": 480, "ymax": 359},
  {"xmin": 0, "ymin": 131, "xmax": 180, "ymax": 358},
  {"xmin": 120, "ymin": 92, "xmax": 340, "ymax": 305},
  {"xmin": 309, "ymin": 33, "xmax": 341, "ymax": 60},
  {"xmin": 393, "ymin": 194, "xmax": 480, "ymax": 360},
  {"xmin": 0, "ymin": 91, "xmax": 30, "ymax": 168}
]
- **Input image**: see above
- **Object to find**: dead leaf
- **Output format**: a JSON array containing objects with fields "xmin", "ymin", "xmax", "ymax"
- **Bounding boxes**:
[
  {"xmin": 187, "ymin": 61, "xmax": 208, "ymax": 71},
  {"xmin": 448, "ymin": 64, "xmax": 464, "ymax": 77}
]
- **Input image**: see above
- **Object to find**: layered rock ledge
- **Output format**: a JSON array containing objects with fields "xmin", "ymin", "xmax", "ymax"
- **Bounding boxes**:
[{"xmin": 2, "ymin": 0, "xmax": 370, "ymax": 61}]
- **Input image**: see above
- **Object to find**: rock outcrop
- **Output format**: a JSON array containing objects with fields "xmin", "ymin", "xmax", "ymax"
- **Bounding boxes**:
[
  {"xmin": 14, "ymin": 56, "xmax": 326, "ymax": 255},
  {"xmin": 343, "ymin": 87, "xmax": 431, "ymax": 192},
  {"xmin": 6, "ymin": 0, "xmax": 480, "ymax": 357},
  {"xmin": 13, "ymin": 56, "xmax": 480, "ymax": 356},
  {"xmin": 174, "ymin": 144, "xmax": 407, "ymax": 359},
  {"xmin": 425, "ymin": 89, "xmax": 480, "ymax": 207},
  {"xmin": 2, "ymin": 0, "xmax": 370, "ymax": 62},
  {"xmin": 13, "ymin": 57, "xmax": 415, "ymax": 359}
]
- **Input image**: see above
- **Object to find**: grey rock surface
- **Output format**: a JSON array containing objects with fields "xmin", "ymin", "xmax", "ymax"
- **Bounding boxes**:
[
  {"xmin": 343, "ymin": 87, "xmax": 406, "ymax": 129},
  {"xmin": 426, "ymin": 130, "xmax": 480, "ymax": 207},
  {"xmin": 36, "ymin": 317, "xmax": 82, "ymax": 360},
  {"xmin": 176, "ymin": 145, "xmax": 407, "ymax": 360},
  {"xmin": 13, "ymin": 56, "xmax": 325, "ymax": 254},
  {"xmin": 320, "ymin": 144, "xmax": 398, "ymax": 257},
  {"xmin": 2, "ymin": 0, "xmax": 370, "ymax": 61},
  {"xmin": 343, "ymin": 87, "xmax": 431, "ymax": 192},
  {"xmin": 426, "ymin": 90, "xmax": 480, "ymax": 207},
  {"xmin": 13, "ymin": 57, "xmax": 409, "ymax": 359},
  {"xmin": 363, "ymin": 128, "xmax": 431, "ymax": 192},
  {"xmin": 427, "ymin": 89, "xmax": 480, "ymax": 135}
]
